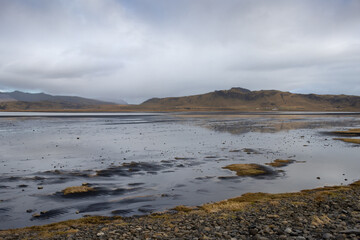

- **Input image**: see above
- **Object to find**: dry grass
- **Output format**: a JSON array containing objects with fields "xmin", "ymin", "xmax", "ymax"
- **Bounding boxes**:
[
  {"xmin": 222, "ymin": 164, "xmax": 267, "ymax": 176},
  {"xmin": 350, "ymin": 180, "xmax": 360, "ymax": 187},
  {"xmin": 333, "ymin": 138, "xmax": 360, "ymax": 144},
  {"xmin": 201, "ymin": 182, "xmax": 359, "ymax": 213},
  {"xmin": 172, "ymin": 205, "xmax": 196, "ymax": 213},
  {"xmin": 62, "ymin": 186, "xmax": 94, "ymax": 195},
  {"xmin": 311, "ymin": 215, "xmax": 331, "ymax": 227},
  {"xmin": 265, "ymin": 159, "xmax": 294, "ymax": 167},
  {"xmin": 201, "ymin": 201, "xmax": 249, "ymax": 212}
]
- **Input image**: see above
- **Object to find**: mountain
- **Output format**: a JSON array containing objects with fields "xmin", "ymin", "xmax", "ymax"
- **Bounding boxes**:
[
  {"xmin": 141, "ymin": 87, "xmax": 360, "ymax": 111},
  {"xmin": 1, "ymin": 88, "xmax": 359, "ymax": 112},
  {"xmin": 0, "ymin": 91, "xmax": 126, "ymax": 111}
]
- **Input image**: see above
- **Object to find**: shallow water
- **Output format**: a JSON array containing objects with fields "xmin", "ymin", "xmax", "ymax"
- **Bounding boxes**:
[{"xmin": 0, "ymin": 112, "xmax": 359, "ymax": 229}]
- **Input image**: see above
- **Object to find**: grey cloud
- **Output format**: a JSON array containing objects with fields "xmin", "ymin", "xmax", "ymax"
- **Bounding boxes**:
[{"xmin": 0, "ymin": 0, "xmax": 360, "ymax": 103}]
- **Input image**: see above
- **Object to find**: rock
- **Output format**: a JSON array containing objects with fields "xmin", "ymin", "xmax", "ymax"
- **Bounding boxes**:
[
  {"xmin": 249, "ymin": 228, "xmax": 258, "ymax": 235},
  {"xmin": 97, "ymin": 232, "xmax": 105, "ymax": 236},
  {"xmin": 255, "ymin": 234, "xmax": 269, "ymax": 240},
  {"xmin": 37, "ymin": 186, "xmax": 43, "ymax": 189},
  {"xmin": 340, "ymin": 229, "xmax": 360, "ymax": 235},
  {"xmin": 323, "ymin": 233, "xmax": 333, "ymax": 239},
  {"xmin": 284, "ymin": 227, "xmax": 292, "ymax": 234}
]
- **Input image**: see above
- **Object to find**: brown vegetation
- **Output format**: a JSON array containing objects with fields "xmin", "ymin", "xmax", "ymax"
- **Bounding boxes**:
[
  {"xmin": 265, "ymin": 159, "xmax": 295, "ymax": 167},
  {"xmin": 222, "ymin": 164, "xmax": 269, "ymax": 176},
  {"xmin": 62, "ymin": 186, "xmax": 94, "ymax": 195},
  {"xmin": 333, "ymin": 138, "xmax": 360, "ymax": 144},
  {"xmin": 331, "ymin": 128, "xmax": 360, "ymax": 136}
]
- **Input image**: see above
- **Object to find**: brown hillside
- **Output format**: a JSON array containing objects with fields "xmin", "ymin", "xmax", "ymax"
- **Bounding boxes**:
[{"xmin": 140, "ymin": 87, "xmax": 360, "ymax": 111}]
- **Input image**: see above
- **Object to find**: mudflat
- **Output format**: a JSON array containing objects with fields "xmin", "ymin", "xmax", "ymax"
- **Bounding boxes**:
[{"xmin": 0, "ymin": 112, "xmax": 359, "ymax": 232}]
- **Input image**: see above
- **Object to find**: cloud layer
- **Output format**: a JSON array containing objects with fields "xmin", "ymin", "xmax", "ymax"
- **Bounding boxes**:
[{"xmin": 0, "ymin": 0, "xmax": 359, "ymax": 103}]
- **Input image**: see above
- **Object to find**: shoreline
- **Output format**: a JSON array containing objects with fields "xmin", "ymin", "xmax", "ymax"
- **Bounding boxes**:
[{"xmin": 1, "ymin": 180, "xmax": 360, "ymax": 239}]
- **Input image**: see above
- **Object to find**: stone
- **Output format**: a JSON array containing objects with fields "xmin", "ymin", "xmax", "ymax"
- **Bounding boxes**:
[
  {"xmin": 340, "ymin": 229, "xmax": 360, "ymax": 235},
  {"xmin": 323, "ymin": 232, "xmax": 333, "ymax": 239},
  {"xmin": 284, "ymin": 227, "xmax": 292, "ymax": 234},
  {"xmin": 249, "ymin": 229, "xmax": 258, "ymax": 235}
]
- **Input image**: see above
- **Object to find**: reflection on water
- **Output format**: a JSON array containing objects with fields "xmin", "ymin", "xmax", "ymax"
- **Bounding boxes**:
[
  {"xmin": 195, "ymin": 115, "xmax": 360, "ymax": 134},
  {"xmin": 0, "ymin": 112, "xmax": 359, "ymax": 229}
]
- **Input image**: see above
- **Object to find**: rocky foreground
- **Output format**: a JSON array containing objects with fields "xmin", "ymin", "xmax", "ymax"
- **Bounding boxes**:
[{"xmin": 1, "ymin": 181, "xmax": 360, "ymax": 240}]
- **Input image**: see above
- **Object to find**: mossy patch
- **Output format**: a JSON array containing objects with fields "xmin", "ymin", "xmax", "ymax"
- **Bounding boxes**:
[
  {"xmin": 265, "ymin": 159, "xmax": 295, "ymax": 168},
  {"xmin": 222, "ymin": 164, "xmax": 269, "ymax": 176},
  {"xmin": 62, "ymin": 186, "xmax": 94, "ymax": 195},
  {"xmin": 311, "ymin": 215, "xmax": 331, "ymax": 227},
  {"xmin": 201, "ymin": 181, "xmax": 360, "ymax": 213},
  {"xmin": 333, "ymin": 138, "xmax": 360, "ymax": 144},
  {"xmin": 172, "ymin": 205, "xmax": 196, "ymax": 213}
]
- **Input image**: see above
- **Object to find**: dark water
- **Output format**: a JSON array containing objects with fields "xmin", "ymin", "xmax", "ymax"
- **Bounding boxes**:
[{"xmin": 0, "ymin": 112, "xmax": 359, "ymax": 229}]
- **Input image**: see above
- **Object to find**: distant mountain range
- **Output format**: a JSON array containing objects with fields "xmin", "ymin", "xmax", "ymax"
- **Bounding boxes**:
[
  {"xmin": 0, "ymin": 88, "xmax": 359, "ymax": 112},
  {"xmin": 141, "ymin": 87, "xmax": 360, "ymax": 111},
  {"xmin": 0, "ymin": 91, "xmax": 126, "ymax": 111}
]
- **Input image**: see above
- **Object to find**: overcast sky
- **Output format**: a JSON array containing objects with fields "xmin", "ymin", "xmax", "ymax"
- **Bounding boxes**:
[{"xmin": 0, "ymin": 0, "xmax": 359, "ymax": 103}]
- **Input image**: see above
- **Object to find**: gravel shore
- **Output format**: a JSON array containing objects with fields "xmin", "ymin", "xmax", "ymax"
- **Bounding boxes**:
[{"xmin": 1, "ymin": 181, "xmax": 360, "ymax": 240}]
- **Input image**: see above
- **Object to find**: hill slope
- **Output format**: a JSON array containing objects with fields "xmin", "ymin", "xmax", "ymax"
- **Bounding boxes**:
[
  {"xmin": 0, "ymin": 91, "xmax": 123, "ymax": 111},
  {"xmin": 141, "ymin": 87, "xmax": 360, "ymax": 111}
]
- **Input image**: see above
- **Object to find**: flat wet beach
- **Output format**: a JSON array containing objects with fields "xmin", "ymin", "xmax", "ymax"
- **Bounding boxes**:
[{"xmin": 0, "ymin": 112, "xmax": 359, "ymax": 230}]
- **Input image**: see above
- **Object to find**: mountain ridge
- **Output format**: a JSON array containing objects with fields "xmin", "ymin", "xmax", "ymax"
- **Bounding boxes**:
[
  {"xmin": 0, "ymin": 88, "xmax": 359, "ymax": 112},
  {"xmin": 140, "ymin": 87, "xmax": 360, "ymax": 111},
  {"xmin": 0, "ymin": 91, "xmax": 127, "ymax": 111}
]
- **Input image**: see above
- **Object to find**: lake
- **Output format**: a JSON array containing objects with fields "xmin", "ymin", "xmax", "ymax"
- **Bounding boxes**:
[{"xmin": 0, "ymin": 112, "xmax": 359, "ymax": 229}]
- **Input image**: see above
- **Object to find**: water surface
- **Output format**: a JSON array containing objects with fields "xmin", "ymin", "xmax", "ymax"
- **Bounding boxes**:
[{"xmin": 0, "ymin": 112, "xmax": 359, "ymax": 229}]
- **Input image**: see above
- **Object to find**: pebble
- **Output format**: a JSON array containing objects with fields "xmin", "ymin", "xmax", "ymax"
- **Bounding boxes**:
[
  {"xmin": 323, "ymin": 233, "xmax": 333, "ymax": 239},
  {"xmin": 340, "ymin": 229, "xmax": 360, "ymax": 234}
]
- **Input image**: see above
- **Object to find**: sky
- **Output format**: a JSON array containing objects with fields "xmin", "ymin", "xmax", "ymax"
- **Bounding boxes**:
[{"xmin": 0, "ymin": 0, "xmax": 359, "ymax": 104}]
